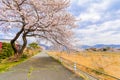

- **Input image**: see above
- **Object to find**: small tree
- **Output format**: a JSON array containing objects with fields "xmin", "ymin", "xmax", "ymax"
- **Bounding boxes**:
[{"xmin": 29, "ymin": 42, "xmax": 39, "ymax": 49}]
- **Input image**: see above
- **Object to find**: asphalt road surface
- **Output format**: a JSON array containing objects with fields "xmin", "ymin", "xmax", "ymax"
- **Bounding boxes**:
[{"xmin": 0, "ymin": 51, "xmax": 83, "ymax": 80}]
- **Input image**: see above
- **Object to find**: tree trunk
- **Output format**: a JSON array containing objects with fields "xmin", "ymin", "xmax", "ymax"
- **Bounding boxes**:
[
  {"xmin": 10, "ymin": 27, "xmax": 24, "ymax": 55},
  {"xmin": 19, "ymin": 32, "xmax": 28, "ymax": 56}
]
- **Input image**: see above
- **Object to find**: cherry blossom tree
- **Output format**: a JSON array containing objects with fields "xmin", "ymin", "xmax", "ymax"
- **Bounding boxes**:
[{"xmin": 0, "ymin": 0, "xmax": 77, "ymax": 57}]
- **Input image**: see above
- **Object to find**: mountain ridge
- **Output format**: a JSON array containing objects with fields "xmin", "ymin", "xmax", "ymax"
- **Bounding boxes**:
[{"xmin": 81, "ymin": 44, "xmax": 120, "ymax": 49}]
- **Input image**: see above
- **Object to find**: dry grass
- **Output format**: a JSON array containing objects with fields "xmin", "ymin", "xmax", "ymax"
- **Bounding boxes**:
[{"xmin": 48, "ymin": 51, "xmax": 120, "ymax": 80}]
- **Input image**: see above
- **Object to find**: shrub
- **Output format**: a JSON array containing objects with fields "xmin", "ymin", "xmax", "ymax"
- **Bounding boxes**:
[
  {"xmin": 0, "ymin": 42, "xmax": 14, "ymax": 59},
  {"xmin": 28, "ymin": 42, "xmax": 39, "ymax": 49}
]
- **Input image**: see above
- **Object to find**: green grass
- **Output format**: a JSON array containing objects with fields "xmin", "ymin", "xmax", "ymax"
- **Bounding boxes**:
[
  {"xmin": 0, "ymin": 49, "xmax": 41, "ymax": 73},
  {"xmin": 0, "ymin": 58, "xmax": 27, "ymax": 73}
]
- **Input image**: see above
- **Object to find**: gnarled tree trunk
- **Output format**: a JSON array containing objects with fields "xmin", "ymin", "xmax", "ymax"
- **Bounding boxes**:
[
  {"xmin": 10, "ymin": 27, "xmax": 24, "ymax": 57},
  {"xmin": 19, "ymin": 32, "xmax": 28, "ymax": 56}
]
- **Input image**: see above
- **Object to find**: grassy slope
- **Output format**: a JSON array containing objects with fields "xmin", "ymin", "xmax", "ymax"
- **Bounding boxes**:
[{"xmin": 48, "ymin": 51, "xmax": 120, "ymax": 79}]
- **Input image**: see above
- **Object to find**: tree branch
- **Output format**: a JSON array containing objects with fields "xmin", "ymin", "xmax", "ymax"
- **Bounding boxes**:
[{"xmin": 0, "ymin": 19, "xmax": 24, "ymax": 23}]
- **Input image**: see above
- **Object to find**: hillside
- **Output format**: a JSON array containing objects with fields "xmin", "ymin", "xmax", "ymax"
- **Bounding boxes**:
[{"xmin": 81, "ymin": 44, "xmax": 120, "ymax": 49}]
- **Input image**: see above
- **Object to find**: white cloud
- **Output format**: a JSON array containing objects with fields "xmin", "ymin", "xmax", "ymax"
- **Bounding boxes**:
[
  {"xmin": 76, "ymin": 19, "xmax": 120, "ymax": 45},
  {"xmin": 77, "ymin": 0, "xmax": 113, "ymax": 22},
  {"xmin": 77, "ymin": 0, "xmax": 90, "ymax": 6},
  {"xmin": 79, "ymin": 12, "xmax": 101, "ymax": 22},
  {"xmin": 70, "ymin": 0, "xmax": 77, "ymax": 3},
  {"xmin": 69, "ymin": 0, "xmax": 120, "ymax": 45}
]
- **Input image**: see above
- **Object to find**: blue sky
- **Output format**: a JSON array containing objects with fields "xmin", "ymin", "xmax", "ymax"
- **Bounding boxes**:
[
  {"xmin": 0, "ymin": 0, "xmax": 120, "ymax": 46},
  {"xmin": 69, "ymin": 0, "xmax": 120, "ymax": 45}
]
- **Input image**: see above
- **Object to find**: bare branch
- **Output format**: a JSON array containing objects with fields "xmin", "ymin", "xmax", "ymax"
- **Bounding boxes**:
[
  {"xmin": 19, "ymin": 0, "xmax": 27, "ymax": 6},
  {"xmin": 0, "ymin": 19, "xmax": 24, "ymax": 23},
  {"xmin": 2, "ymin": 0, "xmax": 12, "ymax": 9}
]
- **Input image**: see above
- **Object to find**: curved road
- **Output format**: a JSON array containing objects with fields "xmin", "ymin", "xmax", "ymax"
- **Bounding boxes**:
[{"xmin": 0, "ymin": 51, "xmax": 83, "ymax": 80}]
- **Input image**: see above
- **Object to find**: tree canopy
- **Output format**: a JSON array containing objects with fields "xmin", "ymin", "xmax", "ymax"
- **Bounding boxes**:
[{"xmin": 0, "ymin": 0, "xmax": 77, "ymax": 56}]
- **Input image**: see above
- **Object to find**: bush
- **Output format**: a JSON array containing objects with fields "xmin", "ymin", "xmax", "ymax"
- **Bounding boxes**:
[
  {"xmin": 0, "ymin": 42, "xmax": 14, "ymax": 59},
  {"xmin": 28, "ymin": 42, "xmax": 39, "ymax": 49}
]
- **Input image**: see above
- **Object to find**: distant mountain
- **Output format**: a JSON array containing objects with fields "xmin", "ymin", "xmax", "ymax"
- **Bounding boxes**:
[
  {"xmin": 80, "ymin": 45, "xmax": 91, "ymax": 49},
  {"xmin": 39, "ymin": 44, "xmax": 120, "ymax": 50},
  {"xmin": 93, "ymin": 44, "xmax": 120, "ymax": 48},
  {"xmin": 81, "ymin": 44, "xmax": 120, "ymax": 49}
]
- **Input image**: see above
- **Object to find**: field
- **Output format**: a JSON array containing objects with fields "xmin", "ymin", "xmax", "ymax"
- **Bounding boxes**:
[{"xmin": 48, "ymin": 51, "xmax": 120, "ymax": 80}]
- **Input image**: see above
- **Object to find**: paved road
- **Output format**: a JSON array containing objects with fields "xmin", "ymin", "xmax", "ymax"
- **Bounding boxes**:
[{"xmin": 0, "ymin": 51, "xmax": 83, "ymax": 80}]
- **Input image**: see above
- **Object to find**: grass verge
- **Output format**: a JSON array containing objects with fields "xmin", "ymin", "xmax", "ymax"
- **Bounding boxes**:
[
  {"xmin": 0, "ymin": 49, "xmax": 41, "ymax": 73},
  {"xmin": 0, "ymin": 57, "xmax": 27, "ymax": 73}
]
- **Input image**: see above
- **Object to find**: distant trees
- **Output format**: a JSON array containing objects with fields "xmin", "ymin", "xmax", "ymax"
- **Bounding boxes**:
[
  {"xmin": 102, "ymin": 47, "xmax": 111, "ymax": 51},
  {"xmin": 0, "ymin": 0, "xmax": 77, "ymax": 57},
  {"xmin": 29, "ymin": 42, "xmax": 39, "ymax": 49},
  {"xmin": 86, "ymin": 47, "xmax": 112, "ymax": 52}
]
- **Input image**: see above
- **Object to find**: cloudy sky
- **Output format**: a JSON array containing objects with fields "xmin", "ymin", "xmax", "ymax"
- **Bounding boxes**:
[
  {"xmin": 0, "ymin": 0, "xmax": 120, "ymax": 46},
  {"xmin": 69, "ymin": 0, "xmax": 120, "ymax": 45}
]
